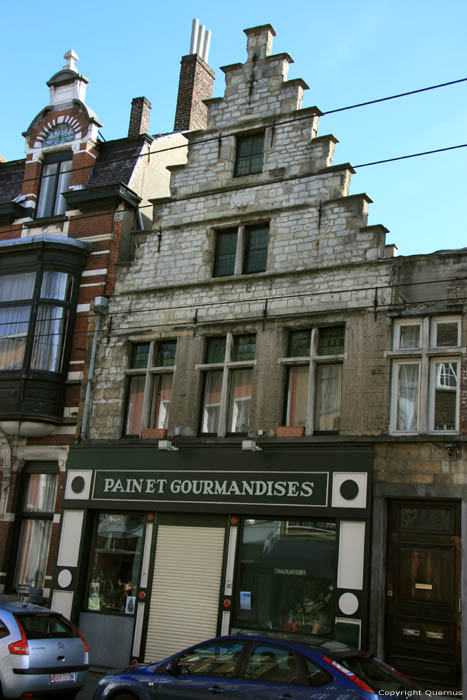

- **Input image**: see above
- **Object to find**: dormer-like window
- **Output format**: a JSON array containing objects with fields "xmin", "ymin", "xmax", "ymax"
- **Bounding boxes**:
[
  {"xmin": 36, "ymin": 151, "xmax": 72, "ymax": 218},
  {"xmin": 234, "ymin": 133, "xmax": 264, "ymax": 177}
]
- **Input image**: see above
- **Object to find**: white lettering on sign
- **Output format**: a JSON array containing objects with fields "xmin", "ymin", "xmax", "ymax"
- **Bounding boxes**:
[{"xmin": 101, "ymin": 477, "xmax": 315, "ymax": 498}]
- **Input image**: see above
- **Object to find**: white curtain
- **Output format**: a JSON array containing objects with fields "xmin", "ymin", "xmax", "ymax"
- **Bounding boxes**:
[
  {"xmin": 227, "ymin": 369, "xmax": 252, "ymax": 433},
  {"xmin": 30, "ymin": 305, "xmax": 65, "ymax": 372},
  {"xmin": 0, "ymin": 272, "xmax": 36, "ymax": 302},
  {"xmin": 16, "ymin": 520, "xmax": 52, "ymax": 588},
  {"xmin": 0, "ymin": 306, "xmax": 31, "ymax": 369},
  {"xmin": 125, "ymin": 375, "xmax": 146, "ymax": 435},
  {"xmin": 315, "ymin": 364, "xmax": 342, "ymax": 431},
  {"xmin": 396, "ymin": 363, "xmax": 419, "ymax": 431},
  {"xmin": 41, "ymin": 271, "xmax": 70, "ymax": 300},
  {"xmin": 152, "ymin": 374, "xmax": 172, "ymax": 429}
]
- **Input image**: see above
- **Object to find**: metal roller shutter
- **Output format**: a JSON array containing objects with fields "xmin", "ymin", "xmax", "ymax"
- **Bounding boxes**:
[{"xmin": 144, "ymin": 524, "xmax": 225, "ymax": 663}]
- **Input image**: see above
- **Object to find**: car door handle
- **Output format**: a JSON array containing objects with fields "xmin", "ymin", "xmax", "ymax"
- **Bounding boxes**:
[{"xmin": 208, "ymin": 685, "xmax": 225, "ymax": 694}]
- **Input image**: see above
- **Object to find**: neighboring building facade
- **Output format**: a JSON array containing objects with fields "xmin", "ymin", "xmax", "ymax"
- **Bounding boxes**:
[
  {"xmin": 51, "ymin": 25, "xmax": 466, "ymax": 690},
  {"xmin": 0, "ymin": 51, "xmax": 186, "ymax": 609}
]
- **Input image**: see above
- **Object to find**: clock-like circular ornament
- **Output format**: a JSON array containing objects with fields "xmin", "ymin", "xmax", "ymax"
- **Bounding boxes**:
[{"xmin": 43, "ymin": 124, "xmax": 75, "ymax": 146}]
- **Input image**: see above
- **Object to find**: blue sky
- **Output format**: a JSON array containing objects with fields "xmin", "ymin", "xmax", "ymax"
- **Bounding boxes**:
[{"xmin": 1, "ymin": 0, "xmax": 466, "ymax": 256}]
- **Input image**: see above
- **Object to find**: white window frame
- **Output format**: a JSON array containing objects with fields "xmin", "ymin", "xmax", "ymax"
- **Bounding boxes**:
[
  {"xmin": 124, "ymin": 340, "xmax": 176, "ymax": 436},
  {"xmin": 279, "ymin": 327, "xmax": 346, "ymax": 436},
  {"xmin": 388, "ymin": 317, "xmax": 463, "ymax": 435},
  {"xmin": 197, "ymin": 332, "xmax": 256, "ymax": 436}
]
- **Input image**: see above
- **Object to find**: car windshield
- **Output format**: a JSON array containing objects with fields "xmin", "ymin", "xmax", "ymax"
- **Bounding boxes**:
[
  {"xmin": 340, "ymin": 655, "xmax": 412, "ymax": 691},
  {"xmin": 16, "ymin": 614, "xmax": 78, "ymax": 640}
]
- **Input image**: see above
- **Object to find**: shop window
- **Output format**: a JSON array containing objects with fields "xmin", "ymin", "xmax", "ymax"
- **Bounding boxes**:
[
  {"xmin": 36, "ymin": 151, "xmax": 72, "ymax": 218},
  {"xmin": 234, "ymin": 133, "xmax": 264, "ymax": 177},
  {"xmin": 233, "ymin": 518, "xmax": 336, "ymax": 636},
  {"xmin": 86, "ymin": 513, "xmax": 146, "ymax": 615},
  {"xmin": 389, "ymin": 317, "xmax": 462, "ymax": 434},
  {"xmin": 15, "ymin": 464, "xmax": 58, "ymax": 595},
  {"xmin": 124, "ymin": 340, "xmax": 176, "ymax": 436},
  {"xmin": 281, "ymin": 326, "xmax": 345, "ymax": 434},
  {"xmin": 0, "ymin": 270, "xmax": 73, "ymax": 372},
  {"xmin": 213, "ymin": 224, "xmax": 269, "ymax": 277},
  {"xmin": 199, "ymin": 334, "xmax": 256, "ymax": 436}
]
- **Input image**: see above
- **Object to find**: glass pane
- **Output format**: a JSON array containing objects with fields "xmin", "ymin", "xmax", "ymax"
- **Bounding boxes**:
[
  {"xmin": 54, "ymin": 159, "xmax": 72, "ymax": 216},
  {"xmin": 156, "ymin": 341, "xmax": 176, "ymax": 367},
  {"xmin": 0, "ymin": 306, "xmax": 31, "ymax": 369},
  {"xmin": 235, "ymin": 134, "xmax": 264, "ymax": 176},
  {"xmin": 30, "ymin": 305, "xmax": 66, "ymax": 372},
  {"xmin": 318, "ymin": 327, "xmax": 345, "ymax": 355},
  {"xmin": 19, "ymin": 614, "xmax": 78, "ymax": 640},
  {"xmin": 399, "ymin": 324, "xmax": 420, "ymax": 349},
  {"xmin": 396, "ymin": 363, "xmax": 419, "ymax": 431},
  {"xmin": 232, "ymin": 335, "xmax": 256, "ymax": 361},
  {"xmin": 24, "ymin": 473, "xmax": 58, "ymax": 513},
  {"xmin": 178, "ymin": 640, "xmax": 244, "ymax": 677},
  {"xmin": 233, "ymin": 519, "xmax": 336, "ymax": 636},
  {"xmin": 227, "ymin": 368, "xmax": 252, "ymax": 433},
  {"xmin": 152, "ymin": 374, "xmax": 172, "ymax": 429},
  {"xmin": 206, "ymin": 337, "xmax": 226, "ymax": 364},
  {"xmin": 315, "ymin": 364, "xmax": 342, "ymax": 432},
  {"xmin": 244, "ymin": 226, "xmax": 268, "ymax": 274},
  {"xmin": 40, "ymin": 271, "xmax": 71, "ymax": 301},
  {"xmin": 0, "ymin": 272, "xmax": 36, "ymax": 302},
  {"xmin": 37, "ymin": 162, "xmax": 58, "ymax": 218},
  {"xmin": 286, "ymin": 366, "xmax": 308, "ymax": 426},
  {"xmin": 288, "ymin": 330, "xmax": 311, "ymax": 357},
  {"xmin": 16, "ymin": 519, "xmax": 52, "ymax": 589},
  {"xmin": 125, "ymin": 375, "xmax": 145, "ymax": 435},
  {"xmin": 131, "ymin": 343, "xmax": 149, "ymax": 369},
  {"xmin": 214, "ymin": 230, "xmax": 237, "ymax": 277},
  {"xmin": 434, "ymin": 361, "xmax": 458, "ymax": 430},
  {"xmin": 201, "ymin": 370, "xmax": 223, "ymax": 433},
  {"xmin": 436, "ymin": 322, "xmax": 458, "ymax": 347},
  {"xmin": 245, "ymin": 644, "xmax": 300, "ymax": 683},
  {"xmin": 87, "ymin": 513, "xmax": 145, "ymax": 614}
]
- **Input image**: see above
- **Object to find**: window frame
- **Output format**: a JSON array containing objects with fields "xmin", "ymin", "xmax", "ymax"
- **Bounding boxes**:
[
  {"xmin": 36, "ymin": 150, "xmax": 73, "ymax": 219},
  {"xmin": 13, "ymin": 462, "xmax": 58, "ymax": 594},
  {"xmin": 213, "ymin": 223, "xmax": 269, "ymax": 278},
  {"xmin": 280, "ymin": 326, "xmax": 345, "ymax": 435},
  {"xmin": 234, "ymin": 132, "xmax": 265, "ymax": 177},
  {"xmin": 198, "ymin": 332, "xmax": 257, "ymax": 436},
  {"xmin": 123, "ymin": 340, "xmax": 176, "ymax": 437},
  {"xmin": 0, "ymin": 269, "xmax": 74, "ymax": 374},
  {"xmin": 389, "ymin": 317, "xmax": 463, "ymax": 435}
]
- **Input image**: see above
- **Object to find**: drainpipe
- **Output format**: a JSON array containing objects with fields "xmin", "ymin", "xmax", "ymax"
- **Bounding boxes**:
[
  {"xmin": 80, "ymin": 296, "xmax": 108, "ymax": 440},
  {"xmin": 0, "ymin": 426, "xmax": 11, "ymax": 518}
]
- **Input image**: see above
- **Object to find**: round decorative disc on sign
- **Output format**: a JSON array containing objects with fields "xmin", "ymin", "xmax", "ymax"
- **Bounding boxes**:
[
  {"xmin": 340, "ymin": 479, "xmax": 359, "ymax": 500},
  {"xmin": 57, "ymin": 569, "xmax": 73, "ymax": 589},
  {"xmin": 71, "ymin": 476, "xmax": 85, "ymax": 494},
  {"xmin": 338, "ymin": 592, "xmax": 359, "ymax": 616}
]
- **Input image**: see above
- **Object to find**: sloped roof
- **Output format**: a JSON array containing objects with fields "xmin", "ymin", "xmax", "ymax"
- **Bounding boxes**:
[
  {"xmin": 0, "ymin": 159, "xmax": 25, "ymax": 204},
  {"xmin": 87, "ymin": 136, "xmax": 151, "ymax": 189}
]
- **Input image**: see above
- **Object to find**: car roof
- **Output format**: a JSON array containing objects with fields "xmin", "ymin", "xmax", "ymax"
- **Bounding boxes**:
[
  {"xmin": 229, "ymin": 631, "xmax": 360, "ymax": 659},
  {"xmin": 0, "ymin": 601, "xmax": 59, "ymax": 615}
]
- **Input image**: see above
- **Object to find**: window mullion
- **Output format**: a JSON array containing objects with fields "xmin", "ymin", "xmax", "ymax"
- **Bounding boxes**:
[
  {"xmin": 218, "ymin": 333, "xmax": 233, "ymax": 436},
  {"xmin": 419, "ymin": 317, "xmax": 430, "ymax": 433},
  {"xmin": 141, "ymin": 342, "xmax": 155, "ymax": 429},
  {"xmin": 305, "ymin": 329, "xmax": 318, "ymax": 435},
  {"xmin": 234, "ymin": 226, "xmax": 245, "ymax": 275}
]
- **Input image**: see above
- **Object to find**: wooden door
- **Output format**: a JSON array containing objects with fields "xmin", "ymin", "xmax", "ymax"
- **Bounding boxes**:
[{"xmin": 385, "ymin": 500, "xmax": 461, "ymax": 689}]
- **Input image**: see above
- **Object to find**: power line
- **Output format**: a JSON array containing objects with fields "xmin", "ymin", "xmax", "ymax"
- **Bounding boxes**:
[{"xmin": 6, "ymin": 74, "xmax": 467, "ymax": 191}]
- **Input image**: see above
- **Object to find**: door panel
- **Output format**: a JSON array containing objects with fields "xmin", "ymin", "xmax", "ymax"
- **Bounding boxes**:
[{"xmin": 385, "ymin": 500, "xmax": 461, "ymax": 689}]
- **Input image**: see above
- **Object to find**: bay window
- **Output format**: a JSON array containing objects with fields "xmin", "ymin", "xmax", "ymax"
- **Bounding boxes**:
[
  {"xmin": 199, "ymin": 334, "xmax": 256, "ymax": 435},
  {"xmin": 124, "ymin": 340, "xmax": 176, "ymax": 436},
  {"xmin": 389, "ymin": 317, "xmax": 462, "ymax": 434},
  {"xmin": 282, "ymin": 326, "xmax": 345, "ymax": 434}
]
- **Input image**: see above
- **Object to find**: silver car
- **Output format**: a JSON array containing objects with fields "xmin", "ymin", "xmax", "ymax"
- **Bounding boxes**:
[{"xmin": 0, "ymin": 601, "xmax": 88, "ymax": 699}]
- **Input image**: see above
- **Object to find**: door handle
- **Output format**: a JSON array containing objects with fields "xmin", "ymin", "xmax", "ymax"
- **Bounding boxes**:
[{"xmin": 208, "ymin": 685, "xmax": 225, "ymax": 694}]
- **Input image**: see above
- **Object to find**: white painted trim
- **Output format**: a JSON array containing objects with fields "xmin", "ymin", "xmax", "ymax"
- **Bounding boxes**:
[
  {"xmin": 57, "ymin": 510, "xmax": 84, "ymax": 567},
  {"xmin": 140, "ymin": 522, "xmax": 154, "ymax": 589},
  {"xmin": 77, "ymin": 304, "xmax": 91, "ymax": 313},
  {"xmin": 82, "ymin": 269, "xmax": 107, "ymax": 277},
  {"xmin": 132, "ymin": 602, "xmax": 146, "ymax": 657},
  {"xmin": 221, "ymin": 610, "xmax": 231, "ymax": 635},
  {"xmin": 51, "ymin": 590, "xmax": 73, "ymax": 618},
  {"xmin": 67, "ymin": 371, "xmax": 83, "ymax": 381},
  {"xmin": 224, "ymin": 526, "xmax": 238, "ymax": 596},
  {"xmin": 78, "ymin": 233, "xmax": 112, "ymax": 242},
  {"xmin": 337, "ymin": 521, "xmax": 365, "ymax": 590}
]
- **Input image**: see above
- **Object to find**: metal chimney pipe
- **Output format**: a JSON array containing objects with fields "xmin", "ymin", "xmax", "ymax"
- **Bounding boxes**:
[
  {"xmin": 190, "ymin": 18, "xmax": 199, "ymax": 54},
  {"xmin": 197, "ymin": 24, "xmax": 206, "ymax": 56},
  {"xmin": 202, "ymin": 29, "xmax": 212, "ymax": 62}
]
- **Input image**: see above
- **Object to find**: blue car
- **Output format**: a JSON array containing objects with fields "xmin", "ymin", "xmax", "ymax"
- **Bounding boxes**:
[{"xmin": 93, "ymin": 631, "xmax": 416, "ymax": 700}]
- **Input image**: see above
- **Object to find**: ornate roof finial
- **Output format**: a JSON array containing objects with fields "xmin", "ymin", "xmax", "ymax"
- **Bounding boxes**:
[{"xmin": 63, "ymin": 49, "xmax": 79, "ymax": 72}]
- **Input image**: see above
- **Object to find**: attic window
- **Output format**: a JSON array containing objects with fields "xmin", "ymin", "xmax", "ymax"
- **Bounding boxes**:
[
  {"xmin": 234, "ymin": 133, "xmax": 264, "ymax": 177},
  {"xmin": 36, "ymin": 151, "xmax": 72, "ymax": 218}
]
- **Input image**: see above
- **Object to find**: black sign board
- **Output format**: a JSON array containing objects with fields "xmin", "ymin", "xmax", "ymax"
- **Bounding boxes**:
[{"xmin": 93, "ymin": 470, "xmax": 329, "ymax": 508}]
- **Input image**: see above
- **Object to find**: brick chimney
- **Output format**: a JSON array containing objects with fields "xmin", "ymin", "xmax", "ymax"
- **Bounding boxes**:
[
  {"xmin": 128, "ymin": 96, "xmax": 151, "ymax": 137},
  {"xmin": 174, "ymin": 19, "xmax": 215, "ymax": 132}
]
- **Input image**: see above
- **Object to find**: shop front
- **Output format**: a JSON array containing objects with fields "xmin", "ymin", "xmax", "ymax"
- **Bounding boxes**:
[{"xmin": 51, "ymin": 443, "xmax": 373, "ymax": 669}]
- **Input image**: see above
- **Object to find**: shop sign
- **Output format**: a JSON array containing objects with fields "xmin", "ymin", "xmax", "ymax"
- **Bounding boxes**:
[{"xmin": 92, "ymin": 470, "xmax": 329, "ymax": 507}]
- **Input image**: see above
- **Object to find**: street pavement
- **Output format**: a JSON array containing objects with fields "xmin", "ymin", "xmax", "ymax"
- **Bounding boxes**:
[{"xmin": 76, "ymin": 671, "xmax": 105, "ymax": 699}]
